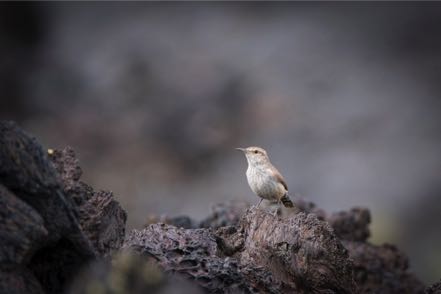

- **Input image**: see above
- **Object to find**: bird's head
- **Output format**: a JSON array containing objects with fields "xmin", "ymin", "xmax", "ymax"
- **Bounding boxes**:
[{"xmin": 236, "ymin": 146, "xmax": 270, "ymax": 166}]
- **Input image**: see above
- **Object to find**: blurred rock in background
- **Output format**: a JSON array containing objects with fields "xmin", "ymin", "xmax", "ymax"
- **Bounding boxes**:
[{"xmin": 1, "ymin": 3, "xmax": 440, "ymax": 284}]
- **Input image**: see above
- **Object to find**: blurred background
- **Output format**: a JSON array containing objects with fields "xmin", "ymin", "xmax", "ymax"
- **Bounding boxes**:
[{"xmin": 1, "ymin": 3, "xmax": 440, "ymax": 284}]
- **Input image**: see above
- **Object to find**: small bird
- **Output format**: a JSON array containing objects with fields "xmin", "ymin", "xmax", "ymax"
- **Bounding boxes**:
[{"xmin": 236, "ymin": 146, "xmax": 294, "ymax": 212}]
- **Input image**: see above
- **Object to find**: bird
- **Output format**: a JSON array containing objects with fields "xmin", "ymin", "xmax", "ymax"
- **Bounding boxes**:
[{"xmin": 236, "ymin": 146, "xmax": 294, "ymax": 213}]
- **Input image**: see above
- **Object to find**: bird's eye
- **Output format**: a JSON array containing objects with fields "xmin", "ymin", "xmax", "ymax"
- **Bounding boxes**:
[{"xmin": 253, "ymin": 150, "xmax": 258, "ymax": 154}]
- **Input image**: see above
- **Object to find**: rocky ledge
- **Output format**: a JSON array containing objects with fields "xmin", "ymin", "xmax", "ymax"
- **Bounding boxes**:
[{"xmin": 0, "ymin": 121, "xmax": 437, "ymax": 293}]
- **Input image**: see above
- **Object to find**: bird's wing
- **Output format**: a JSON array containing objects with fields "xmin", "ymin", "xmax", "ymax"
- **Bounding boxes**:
[{"xmin": 271, "ymin": 167, "xmax": 288, "ymax": 192}]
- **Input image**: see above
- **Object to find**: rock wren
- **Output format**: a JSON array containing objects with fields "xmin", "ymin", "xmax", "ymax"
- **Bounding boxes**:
[{"xmin": 236, "ymin": 146, "xmax": 294, "ymax": 211}]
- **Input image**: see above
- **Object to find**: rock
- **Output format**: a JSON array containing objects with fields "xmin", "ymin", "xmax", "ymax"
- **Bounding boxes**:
[
  {"xmin": 236, "ymin": 208, "xmax": 355, "ymax": 293},
  {"xmin": 426, "ymin": 279, "xmax": 441, "ymax": 294},
  {"xmin": 344, "ymin": 241, "xmax": 426, "ymax": 293},
  {"xmin": 328, "ymin": 207, "xmax": 371, "ymax": 242},
  {"xmin": 0, "ymin": 121, "xmax": 429, "ymax": 293},
  {"xmin": 48, "ymin": 147, "xmax": 127, "ymax": 258},
  {"xmin": 0, "ymin": 184, "xmax": 47, "ymax": 264},
  {"xmin": 0, "ymin": 265, "xmax": 45, "ymax": 294},
  {"xmin": 0, "ymin": 121, "xmax": 94, "ymax": 252},
  {"xmin": 145, "ymin": 215, "xmax": 197, "ymax": 229},
  {"xmin": 199, "ymin": 201, "xmax": 249, "ymax": 229},
  {"xmin": 124, "ymin": 223, "xmax": 283, "ymax": 293},
  {"xmin": 125, "ymin": 207, "xmax": 355, "ymax": 293},
  {"xmin": 125, "ymin": 201, "xmax": 427, "ymax": 293},
  {"xmin": 0, "ymin": 121, "xmax": 127, "ymax": 293}
]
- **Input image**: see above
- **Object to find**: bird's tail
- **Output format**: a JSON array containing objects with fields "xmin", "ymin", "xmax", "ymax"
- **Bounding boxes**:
[{"xmin": 281, "ymin": 194, "xmax": 294, "ymax": 208}]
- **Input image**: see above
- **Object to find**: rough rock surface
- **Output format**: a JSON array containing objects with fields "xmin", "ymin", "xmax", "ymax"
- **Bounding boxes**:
[
  {"xmin": 328, "ymin": 207, "xmax": 371, "ymax": 242},
  {"xmin": 124, "ymin": 222, "xmax": 281, "ymax": 293},
  {"xmin": 426, "ymin": 279, "xmax": 441, "ymax": 294},
  {"xmin": 125, "ymin": 207, "xmax": 355, "ymax": 293},
  {"xmin": 0, "ymin": 121, "xmax": 432, "ymax": 293},
  {"xmin": 125, "ymin": 201, "xmax": 426, "ymax": 293},
  {"xmin": 199, "ymin": 201, "xmax": 249, "ymax": 229},
  {"xmin": 0, "ymin": 122, "xmax": 94, "ymax": 252},
  {"xmin": 0, "ymin": 184, "xmax": 47, "ymax": 265},
  {"xmin": 49, "ymin": 147, "xmax": 127, "ymax": 257},
  {"xmin": 344, "ymin": 241, "xmax": 425, "ymax": 293},
  {"xmin": 0, "ymin": 121, "xmax": 127, "ymax": 294},
  {"xmin": 238, "ymin": 208, "xmax": 354, "ymax": 293}
]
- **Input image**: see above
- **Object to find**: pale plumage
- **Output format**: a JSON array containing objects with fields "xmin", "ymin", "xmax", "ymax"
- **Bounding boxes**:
[{"xmin": 237, "ymin": 146, "xmax": 294, "ymax": 209}]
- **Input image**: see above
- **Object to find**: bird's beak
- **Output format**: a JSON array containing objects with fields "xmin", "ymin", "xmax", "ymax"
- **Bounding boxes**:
[{"xmin": 235, "ymin": 147, "xmax": 246, "ymax": 152}]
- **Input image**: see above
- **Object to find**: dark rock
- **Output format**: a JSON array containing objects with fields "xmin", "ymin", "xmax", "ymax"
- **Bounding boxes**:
[
  {"xmin": 0, "ymin": 121, "xmax": 96, "ymax": 293},
  {"xmin": 292, "ymin": 197, "xmax": 327, "ymax": 220},
  {"xmin": 237, "ymin": 208, "xmax": 355, "ymax": 293},
  {"xmin": 0, "ymin": 121, "xmax": 127, "ymax": 293},
  {"xmin": 328, "ymin": 207, "xmax": 371, "ymax": 242},
  {"xmin": 199, "ymin": 201, "xmax": 249, "ymax": 229},
  {"xmin": 0, "ymin": 121, "xmax": 94, "ymax": 252},
  {"xmin": 0, "ymin": 265, "xmax": 45, "ymax": 294},
  {"xmin": 49, "ymin": 147, "xmax": 127, "ymax": 258},
  {"xmin": 77, "ymin": 190, "xmax": 127, "ymax": 258},
  {"xmin": 29, "ymin": 238, "xmax": 94, "ymax": 294},
  {"xmin": 125, "ymin": 207, "xmax": 355, "ymax": 293},
  {"xmin": 0, "ymin": 121, "xmax": 430, "ymax": 293},
  {"xmin": 426, "ymin": 279, "xmax": 441, "ymax": 294},
  {"xmin": 125, "ymin": 201, "xmax": 428, "ymax": 293},
  {"xmin": 344, "ymin": 241, "xmax": 425, "ymax": 293},
  {"xmin": 145, "ymin": 215, "xmax": 197, "ymax": 229},
  {"xmin": 50, "ymin": 147, "xmax": 127, "ymax": 256},
  {"xmin": 48, "ymin": 146, "xmax": 92, "ymax": 205},
  {"xmin": 124, "ymin": 223, "xmax": 281, "ymax": 293},
  {"xmin": 215, "ymin": 226, "xmax": 244, "ymax": 257},
  {"xmin": 0, "ymin": 184, "xmax": 47, "ymax": 264}
]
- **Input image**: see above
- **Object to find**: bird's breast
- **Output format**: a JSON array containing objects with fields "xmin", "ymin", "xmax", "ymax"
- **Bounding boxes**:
[{"xmin": 246, "ymin": 167, "xmax": 283, "ymax": 200}]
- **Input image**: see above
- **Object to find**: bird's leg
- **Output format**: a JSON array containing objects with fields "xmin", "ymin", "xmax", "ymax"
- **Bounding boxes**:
[
  {"xmin": 256, "ymin": 198, "xmax": 263, "ymax": 208},
  {"xmin": 272, "ymin": 200, "xmax": 280, "ymax": 217}
]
